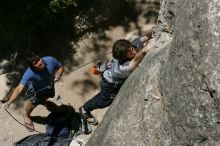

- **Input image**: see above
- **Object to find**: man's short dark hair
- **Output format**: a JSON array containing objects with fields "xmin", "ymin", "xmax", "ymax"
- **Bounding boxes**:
[
  {"xmin": 112, "ymin": 39, "xmax": 133, "ymax": 64},
  {"xmin": 25, "ymin": 52, "xmax": 40, "ymax": 67}
]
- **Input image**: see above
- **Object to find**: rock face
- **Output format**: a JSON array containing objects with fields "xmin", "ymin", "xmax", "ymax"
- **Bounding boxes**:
[{"xmin": 86, "ymin": 0, "xmax": 220, "ymax": 146}]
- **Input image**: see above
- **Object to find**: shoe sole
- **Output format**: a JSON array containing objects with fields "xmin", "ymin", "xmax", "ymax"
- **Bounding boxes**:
[{"xmin": 87, "ymin": 117, "xmax": 98, "ymax": 126}]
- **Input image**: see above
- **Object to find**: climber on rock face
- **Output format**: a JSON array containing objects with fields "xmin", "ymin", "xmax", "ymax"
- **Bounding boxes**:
[{"xmin": 79, "ymin": 31, "xmax": 155, "ymax": 125}]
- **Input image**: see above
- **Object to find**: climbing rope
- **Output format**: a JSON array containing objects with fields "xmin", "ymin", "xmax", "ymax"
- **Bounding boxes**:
[
  {"xmin": 1, "ymin": 98, "xmax": 89, "ymax": 141},
  {"xmin": 0, "ymin": 26, "xmax": 112, "ymax": 135},
  {"xmin": 4, "ymin": 108, "xmax": 42, "ymax": 134},
  {"xmin": 24, "ymin": 50, "xmax": 112, "ymax": 99},
  {"xmin": 1, "ymin": 49, "xmax": 112, "ymax": 134}
]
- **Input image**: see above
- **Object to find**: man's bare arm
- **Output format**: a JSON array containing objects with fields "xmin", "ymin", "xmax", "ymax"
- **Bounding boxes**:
[
  {"xmin": 128, "ymin": 50, "xmax": 146, "ymax": 71},
  {"xmin": 2, "ymin": 84, "xmax": 25, "ymax": 109},
  {"xmin": 54, "ymin": 66, "xmax": 64, "ymax": 81}
]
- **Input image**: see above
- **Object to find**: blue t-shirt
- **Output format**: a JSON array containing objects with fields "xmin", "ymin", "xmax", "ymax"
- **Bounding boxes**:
[{"xmin": 20, "ymin": 56, "xmax": 62, "ymax": 91}]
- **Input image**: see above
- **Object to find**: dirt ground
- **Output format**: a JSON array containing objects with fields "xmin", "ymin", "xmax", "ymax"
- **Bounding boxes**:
[{"xmin": 0, "ymin": 1, "xmax": 158, "ymax": 145}]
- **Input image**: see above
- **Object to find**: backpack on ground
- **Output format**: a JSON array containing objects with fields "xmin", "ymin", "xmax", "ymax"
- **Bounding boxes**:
[
  {"xmin": 45, "ymin": 105, "xmax": 73, "ymax": 138},
  {"xmin": 13, "ymin": 133, "xmax": 73, "ymax": 146},
  {"xmin": 13, "ymin": 104, "xmax": 91, "ymax": 146}
]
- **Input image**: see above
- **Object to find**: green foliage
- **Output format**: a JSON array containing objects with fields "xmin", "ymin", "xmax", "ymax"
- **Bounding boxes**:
[
  {"xmin": 49, "ymin": 0, "xmax": 78, "ymax": 13},
  {"xmin": 0, "ymin": 0, "xmax": 78, "ymax": 45}
]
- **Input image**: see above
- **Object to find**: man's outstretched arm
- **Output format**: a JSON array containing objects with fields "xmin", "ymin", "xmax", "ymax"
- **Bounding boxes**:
[
  {"xmin": 54, "ymin": 66, "xmax": 64, "ymax": 81},
  {"xmin": 2, "ymin": 84, "xmax": 24, "ymax": 109}
]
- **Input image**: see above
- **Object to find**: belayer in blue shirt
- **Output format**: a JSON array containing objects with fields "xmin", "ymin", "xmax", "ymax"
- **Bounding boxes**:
[{"xmin": 2, "ymin": 52, "xmax": 64, "ymax": 132}]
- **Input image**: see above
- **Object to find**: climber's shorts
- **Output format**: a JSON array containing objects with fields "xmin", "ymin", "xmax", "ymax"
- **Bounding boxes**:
[{"xmin": 25, "ymin": 87, "xmax": 55, "ymax": 106}]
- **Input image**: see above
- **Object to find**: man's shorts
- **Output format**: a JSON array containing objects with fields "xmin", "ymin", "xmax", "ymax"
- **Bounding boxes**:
[{"xmin": 25, "ymin": 86, "xmax": 55, "ymax": 106}]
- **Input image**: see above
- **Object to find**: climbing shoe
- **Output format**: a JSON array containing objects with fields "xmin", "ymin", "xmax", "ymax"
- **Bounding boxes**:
[{"xmin": 79, "ymin": 107, "xmax": 98, "ymax": 125}]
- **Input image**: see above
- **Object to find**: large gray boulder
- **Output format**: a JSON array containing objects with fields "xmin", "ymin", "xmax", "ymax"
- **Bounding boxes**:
[{"xmin": 86, "ymin": 0, "xmax": 220, "ymax": 146}]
